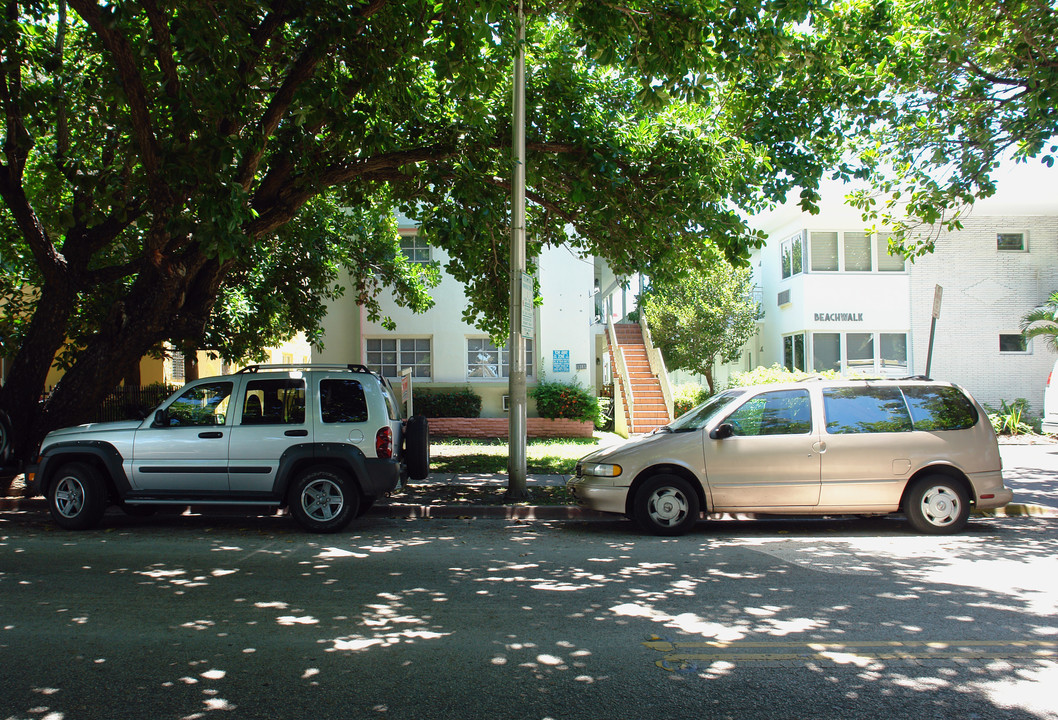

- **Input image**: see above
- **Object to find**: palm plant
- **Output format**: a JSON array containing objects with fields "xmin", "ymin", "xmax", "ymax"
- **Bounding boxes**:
[{"xmin": 1021, "ymin": 291, "xmax": 1058, "ymax": 353}]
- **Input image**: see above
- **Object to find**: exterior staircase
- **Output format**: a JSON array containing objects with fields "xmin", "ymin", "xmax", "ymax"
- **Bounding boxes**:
[{"xmin": 608, "ymin": 322, "xmax": 671, "ymax": 434}]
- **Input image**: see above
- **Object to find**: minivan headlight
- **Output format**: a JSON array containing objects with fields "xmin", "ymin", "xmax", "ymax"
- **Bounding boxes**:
[{"xmin": 581, "ymin": 462, "xmax": 622, "ymax": 478}]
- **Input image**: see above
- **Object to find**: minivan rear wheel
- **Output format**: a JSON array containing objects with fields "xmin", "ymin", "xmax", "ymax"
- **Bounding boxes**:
[
  {"xmin": 904, "ymin": 475, "xmax": 969, "ymax": 534},
  {"xmin": 633, "ymin": 474, "xmax": 700, "ymax": 536}
]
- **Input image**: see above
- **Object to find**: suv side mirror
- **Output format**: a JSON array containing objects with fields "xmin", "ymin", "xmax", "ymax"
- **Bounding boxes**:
[
  {"xmin": 709, "ymin": 423, "xmax": 734, "ymax": 440},
  {"xmin": 152, "ymin": 409, "xmax": 169, "ymax": 427}
]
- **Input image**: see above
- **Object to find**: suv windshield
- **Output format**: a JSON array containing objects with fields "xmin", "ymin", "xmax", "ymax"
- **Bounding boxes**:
[{"xmin": 668, "ymin": 389, "xmax": 745, "ymax": 432}]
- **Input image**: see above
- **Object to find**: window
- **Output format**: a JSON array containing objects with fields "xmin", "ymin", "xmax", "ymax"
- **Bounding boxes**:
[
  {"xmin": 166, "ymin": 382, "xmax": 232, "ymax": 427},
  {"xmin": 813, "ymin": 333, "xmax": 840, "ymax": 372},
  {"xmin": 876, "ymin": 233, "xmax": 905, "ymax": 272},
  {"xmin": 846, "ymin": 332, "xmax": 875, "ymax": 371},
  {"xmin": 783, "ymin": 333, "xmax": 806, "ymax": 372},
  {"xmin": 997, "ymin": 232, "xmax": 1025, "ymax": 251},
  {"xmin": 879, "ymin": 333, "xmax": 908, "ymax": 370},
  {"xmin": 724, "ymin": 389, "xmax": 813, "ymax": 436},
  {"xmin": 843, "ymin": 232, "xmax": 872, "ymax": 272},
  {"xmin": 823, "ymin": 386, "xmax": 913, "ymax": 434},
  {"xmin": 999, "ymin": 334, "xmax": 1029, "ymax": 353},
  {"xmin": 810, "ymin": 232, "xmax": 839, "ymax": 272},
  {"xmin": 366, "ymin": 338, "xmax": 432, "ymax": 379},
  {"xmin": 780, "ymin": 232, "xmax": 804, "ymax": 279},
  {"xmin": 400, "ymin": 234, "xmax": 431, "ymax": 263},
  {"xmin": 320, "ymin": 379, "xmax": 369, "ymax": 423},
  {"xmin": 242, "ymin": 378, "xmax": 305, "ymax": 425},
  {"xmin": 902, "ymin": 386, "xmax": 977, "ymax": 431},
  {"xmin": 467, "ymin": 338, "xmax": 534, "ymax": 378}
]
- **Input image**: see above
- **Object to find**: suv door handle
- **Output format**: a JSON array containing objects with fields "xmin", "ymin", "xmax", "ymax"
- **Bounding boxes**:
[
  {"xmin": 285, "ymin": 429, "xmax": 308, "ymax": 437},
  {"xmin": 199, "ymin": 431, "xmax": 224, "ymax": 439}
]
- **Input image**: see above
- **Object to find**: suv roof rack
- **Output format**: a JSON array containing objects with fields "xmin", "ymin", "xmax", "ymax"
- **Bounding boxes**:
[{"xmin": 236, "ymin": 363, "xmax": 373, "ymax": 374}]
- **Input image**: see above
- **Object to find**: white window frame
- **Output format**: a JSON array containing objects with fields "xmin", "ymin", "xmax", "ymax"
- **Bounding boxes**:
[
  {"xmin": 997, "ymin": 231, "xmax": 1028, "ymax": 253},
  {"xmin": 999, "ymin": 333, "xmax": 1030, "ymax": 354},
  {"xmin": 780, "ymin": 231, "xmax": 805, "ymax": 280},
  {"xmin": 399, "ymin": 233, "xmax": 431, "ymax": 264},
  {"xmin": 809, "ymin": 331, "xmax": 909, "ymax": 375},
  {"xmin": 466, "ymin": 338, "xmax": 534, "ymax": 380},
  {"xmin": 808, "ymin": 230, "xmax": 905, "ymax": 273},
  {"xmin": 365, "ymin": 337, "xmax": 433, "ymax": 379}
]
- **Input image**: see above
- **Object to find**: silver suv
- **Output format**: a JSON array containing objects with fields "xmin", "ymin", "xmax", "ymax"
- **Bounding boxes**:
[
  {"xmin": 569, "ymin": 379, "xmax": 1012, "ymax": 536},
  {"xmin": 26, "ymin": 364, "xmax": 429, "ymax": 533}
]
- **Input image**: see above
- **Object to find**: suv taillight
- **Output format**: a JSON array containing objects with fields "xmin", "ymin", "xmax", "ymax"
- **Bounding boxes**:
[
  {"xmin": 375, "ymin": 426, "xmax": 393, "ymax": 459},
  {"xmin": 1049, "ymin": 371, "xmax": 1054, "ymax": 388}
]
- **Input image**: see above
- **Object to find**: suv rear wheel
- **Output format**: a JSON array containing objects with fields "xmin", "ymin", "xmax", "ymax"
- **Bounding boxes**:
[
  {"xmin": 904, "ymin": 475, "xmax": 970, "ymax": 534},
  {"xmin": 49, "ymin": 462, "xmax": 108, "ymax": 530},
  {"xmin": 288, "ymin": 466, "xmax": 359, "ymax": 533}
]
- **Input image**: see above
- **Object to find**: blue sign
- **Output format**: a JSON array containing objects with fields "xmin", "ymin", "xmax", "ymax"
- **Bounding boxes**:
[{"xmin": 553, "ymin": 350, "xmax": 570, "ymax": 373}]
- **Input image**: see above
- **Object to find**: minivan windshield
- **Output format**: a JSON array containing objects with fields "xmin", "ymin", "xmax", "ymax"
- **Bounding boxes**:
[{"xmin": 667, "ymin": 389, "xmax": 745, "ymax": 432}]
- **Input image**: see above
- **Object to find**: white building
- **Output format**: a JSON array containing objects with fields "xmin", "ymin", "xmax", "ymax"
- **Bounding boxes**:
[
  {"xmin": 314, "ymin": 218, "xmax": 597, "ymax": 417},
  {"xmin": 748, "ymin": 161, "xmax": 1058, "ymax": 411}
]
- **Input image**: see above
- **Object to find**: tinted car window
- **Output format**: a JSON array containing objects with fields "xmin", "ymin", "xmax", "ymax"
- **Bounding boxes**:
[
  {"xmin": 724, "ymin": 389, "xmax": 812, "ymax": 436},
  {"xmin": 902, "ymin": 385, "xmax": 977, "ymax": 430},
  {"xmin": 669, "ymin": 389, "xmax": 744, "ymax": 431},
  {"xmin": 823, "ymin": 386, "xmax": 913, "ymax": 434},
  {"xmin": 321, "ymin": 379, "xmax": 369, "ymax": 423},
  {"xmin": 243, "ymin": 378, "xmax": 305, "ymax": 425},
  {"xmin": 167, "ymin": 382, "xmax": 232, "ymax": 427}
]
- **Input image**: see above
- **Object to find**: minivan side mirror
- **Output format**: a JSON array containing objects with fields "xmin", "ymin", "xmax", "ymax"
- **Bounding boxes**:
[{"xmin": 709, "ymin": 423, "xmax": 734, "ymax": 440}]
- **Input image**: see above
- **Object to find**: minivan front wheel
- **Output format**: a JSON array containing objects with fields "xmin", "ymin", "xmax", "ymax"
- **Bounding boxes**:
[
  {"xmin": 904, "ymin": 475, "xmax": 969, "ymax": 534},
  {"xmin": 634, "ymin": 474, "xmax": 700, "ymax": 536}
]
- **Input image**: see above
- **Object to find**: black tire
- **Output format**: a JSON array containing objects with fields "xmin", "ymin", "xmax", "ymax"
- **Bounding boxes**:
[
  {"xmin": 0, "ymin": 409, "xmax": 12, "ymax": 465},
  {"xmin": 48, "ymin": 462, "xmax": 108, "ymax": 530},
  {"xmin": 404, "ymin": 415, "xmax": 430, "ymax": 481},
  {"xmin": 633, "ymin": 473, "xmax": 700, "ymax": 536},
  {"xmin": 903, "ymin": 475, "xmax": 970, "ymax": 534},
  {"xmin": 287, "ymin": 466, "xmax": 358, "ymax": 533}
]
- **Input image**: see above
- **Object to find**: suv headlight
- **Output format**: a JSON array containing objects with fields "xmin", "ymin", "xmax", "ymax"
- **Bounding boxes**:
[{"xmin": 581, "ymin": 462, "xmax": 622, "ymax": 478}]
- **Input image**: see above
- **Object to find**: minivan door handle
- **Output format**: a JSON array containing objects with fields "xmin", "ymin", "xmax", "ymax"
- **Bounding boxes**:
[
  {"xmin": 285, "ymin": 429, "xmax": 308, "ymax": 437},
  {"xmin": 812, "ymin": 440, "xmax": 827, "ymax": 454}
]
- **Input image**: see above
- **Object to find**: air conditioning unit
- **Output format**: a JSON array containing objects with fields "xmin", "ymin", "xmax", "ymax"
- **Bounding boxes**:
[{"xmin": 777, "ymin": 289, "xmax": 791, "ymax": 306}]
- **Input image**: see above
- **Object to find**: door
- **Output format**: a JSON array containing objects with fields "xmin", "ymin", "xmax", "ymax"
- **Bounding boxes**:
[
  {"xmin": 131, "ymin": 380, "xmax": 234, "ymax": 492},
  {"xmin": 704, "ymin": 388, "xmax": 821, "ymax": 508},
  {"xmin": 227, "ymin": 376, "xmax": 309, "ymax": 493}
]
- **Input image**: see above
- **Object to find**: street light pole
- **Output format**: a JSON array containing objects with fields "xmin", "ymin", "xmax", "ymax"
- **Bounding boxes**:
[{"xmin": 507, "ymin": 0, "xmax": 528, "ymax": 500}]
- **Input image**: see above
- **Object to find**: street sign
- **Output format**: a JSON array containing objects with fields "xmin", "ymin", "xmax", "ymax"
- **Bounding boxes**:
[
  {"xmin": 520, "ymin": 271, "xmax": 534, "ymax": 339},
  {"xmin": 932, "ymin": 285, "xmax": 943, "ymax": 319}
]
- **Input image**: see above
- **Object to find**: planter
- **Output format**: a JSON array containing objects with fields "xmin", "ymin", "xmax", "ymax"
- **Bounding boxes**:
[{"xmin": 428, "ymin": 417, "xmax": 593, "ymax": 439}]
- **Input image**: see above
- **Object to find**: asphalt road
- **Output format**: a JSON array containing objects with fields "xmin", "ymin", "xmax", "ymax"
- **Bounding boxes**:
[{"xmin": 2, "ymin": 511, "xmax": 1057, "ymax": 720}]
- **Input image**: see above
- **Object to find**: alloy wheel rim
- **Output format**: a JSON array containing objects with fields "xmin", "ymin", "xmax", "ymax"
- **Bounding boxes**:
[
  {"xmin": 302, "ymin": 479, "xmax": 344, "ymax": 521},
  {"xmin": 55, "ymin": 476, "xmax": 86, "ymax": 518}
]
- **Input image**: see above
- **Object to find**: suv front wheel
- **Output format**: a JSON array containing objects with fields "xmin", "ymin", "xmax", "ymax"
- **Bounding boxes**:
[
  {"xmin": 49, "ymin": 462, "xmax": 108, "ymax": 530},
  {"xmin": 288, "ymin": 466, "xmax": 359, "ymax": 533}
]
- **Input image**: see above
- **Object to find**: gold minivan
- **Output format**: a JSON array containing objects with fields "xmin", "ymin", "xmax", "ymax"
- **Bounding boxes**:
[{"xmin": 569, "ymin": 379, "xmax": 1012, "ymax": 535}]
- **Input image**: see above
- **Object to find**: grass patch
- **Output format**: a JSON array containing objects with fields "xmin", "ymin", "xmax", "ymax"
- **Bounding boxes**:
[{"xmin": 430, "ymin": 436, "xmax": 601, "ymax": 475}]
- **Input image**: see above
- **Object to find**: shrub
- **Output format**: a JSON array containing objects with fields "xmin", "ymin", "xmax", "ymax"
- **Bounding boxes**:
[
  {"xmin": 531, "ymin": 379, "xmax": 600, "ymax": 424},
  {"xmin": 987, "ymin": 398, "xmax": 1035, "ymax": 436},
  {"xmin": 727, "ymin": 363, "xmax": 841, "ymax": 388},
  {"xmin": 414, "ymin": 387, "xmax": 482, "ymax": 418},
  {"xmin": 672, "ymin": 383, "xmax": 711, "ymax": 417}
]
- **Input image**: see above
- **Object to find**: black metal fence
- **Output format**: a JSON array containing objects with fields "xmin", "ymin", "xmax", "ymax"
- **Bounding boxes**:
[{"xmin": 42, "ymin": 385, "xmax": 178, "ymax": 424}]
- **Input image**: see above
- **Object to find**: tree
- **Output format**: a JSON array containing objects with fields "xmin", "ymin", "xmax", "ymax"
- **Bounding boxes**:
[
  {"xmin": 0, "ymin": 0, "xmax": 849, "ymax": 464},
  {"xmin": 640, "ymin": 257, "xmax": 760, "ymax": 393},
  {"xmin": 1021, "ymin": 291, "xmax": 1058, "ymax": 353},
  {"xmin": 816, "ymin": 0, "xmax": 1058, "ymax": 255}
]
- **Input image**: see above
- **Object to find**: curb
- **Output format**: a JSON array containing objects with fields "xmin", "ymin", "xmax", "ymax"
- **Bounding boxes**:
[{"xmin": 3, "ymin": 497, "xmax": 1056, "ymax": 520}]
